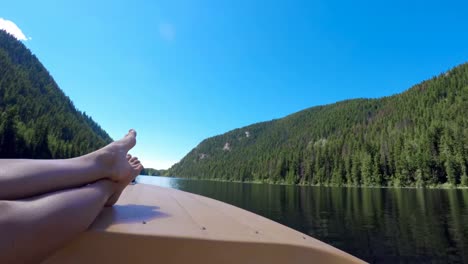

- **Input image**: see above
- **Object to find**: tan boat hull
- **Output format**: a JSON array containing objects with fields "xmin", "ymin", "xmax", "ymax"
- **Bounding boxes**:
[{"xmin": 43, "ymin": 183, "xmax": 365, "ymax": 264}]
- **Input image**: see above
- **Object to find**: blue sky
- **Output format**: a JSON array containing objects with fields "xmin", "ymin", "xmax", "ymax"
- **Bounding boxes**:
[{"xmin": 2, "ymin": 0, "xmax": 468, "ymax": 169}]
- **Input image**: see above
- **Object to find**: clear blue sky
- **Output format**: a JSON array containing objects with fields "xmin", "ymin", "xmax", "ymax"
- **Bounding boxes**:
[{"xmin": 2, "ymin": 0, "xmax": 468, "ymax": 169}]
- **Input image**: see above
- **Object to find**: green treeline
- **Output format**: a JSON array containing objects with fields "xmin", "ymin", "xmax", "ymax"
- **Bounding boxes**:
[
  {"xmin": 0, "ymin": 30, "xmax": 111, "ymax": 158},
  {"xmin": 168, "ymin": 62, "xmax": 468, "ymax": 187},
  {"xmin": 140, "ymin": 168, "xmax": 166, "ymax": 176}
]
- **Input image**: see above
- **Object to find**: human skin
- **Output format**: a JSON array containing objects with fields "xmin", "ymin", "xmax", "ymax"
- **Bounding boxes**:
[
  {"xmin": 0, "ymin": 129, "xmax": 143, "ymax": 263},
  {"xmin": 0, "ymin": 130, "xmax": 142, "ymax": 201}
]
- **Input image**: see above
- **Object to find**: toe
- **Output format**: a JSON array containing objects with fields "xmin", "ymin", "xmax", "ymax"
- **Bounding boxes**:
[
  {"xmin": 136, "ymin": 164, "xmax": 144, "ymax": 171},
  {"xmin": 130, "ymin": 156, "xmax": 138, "ymax": 163},
  {"xmin": 127, "ymin": 129, "xmax": 137, "ymax": 138},
  {"xmin": 120, "ymin": 129, "xmax": 137, "ymax": 151},
  {"xmin": 126, "ymin": 154, "xmax": 132, "ymax": 161}
]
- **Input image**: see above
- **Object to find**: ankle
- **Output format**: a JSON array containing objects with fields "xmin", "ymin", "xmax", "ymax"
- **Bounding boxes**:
[{"xmin": 82, "ymin": 150, "xmax": 116, "ymax": 180}]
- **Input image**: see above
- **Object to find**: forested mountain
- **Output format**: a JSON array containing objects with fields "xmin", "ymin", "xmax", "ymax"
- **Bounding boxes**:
[
  {"xmin": 168, "ymin": 63, "xmax": 468, "ymax": 187},
  {"xmin": 0, "ymin": 30, "xmax": 112, "ymax": 158}
]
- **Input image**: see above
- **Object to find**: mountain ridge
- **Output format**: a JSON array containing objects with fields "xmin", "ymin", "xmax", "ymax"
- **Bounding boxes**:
[
  {"xmin": 167, "ymin": 62, "xmax": 468, "ymax": 187},
  {"xmin": 0, "ymin": 29, "xmax": 112, "ymax": 158}
]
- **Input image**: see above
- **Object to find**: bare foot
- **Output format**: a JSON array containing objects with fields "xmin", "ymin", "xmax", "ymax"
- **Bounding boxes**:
[
  {"xmin": 93, "ymin": 129, "xmax": 143, "ymax": 183},
  {"xmin": 88, "ymin": 129, "xmax": 143, "ymax": 206},
  {"xmin": 105, "ymin": 154, "xmax": 143, "ymax": 206}
]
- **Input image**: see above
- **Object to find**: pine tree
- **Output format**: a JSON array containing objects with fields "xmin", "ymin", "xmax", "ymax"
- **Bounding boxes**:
[
  {"xmin": 0, "ymin": 108, "xmax": 18, "ymax": 158},
  {"xmin": 372, "ymin": 155, "xmax": 383, "ymax": 186},
  {"xmin": 361, "ymin": 153, "xmax": 372, "ymax": 186}
]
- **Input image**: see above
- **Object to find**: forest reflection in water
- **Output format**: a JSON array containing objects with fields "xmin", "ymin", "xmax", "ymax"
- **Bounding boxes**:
[{"xmin": 137, "ymin": 176, "xmax": 468, "ymax": 263}]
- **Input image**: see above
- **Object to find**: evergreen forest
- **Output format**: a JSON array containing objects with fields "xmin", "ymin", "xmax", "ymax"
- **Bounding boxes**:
[
  {"xmin": 168, "ymin": 62, "xmax": 468, "ymax": 187},
  {"xmin": 0, "ymin": 30, "xmax": 111, "ymax": 159}
]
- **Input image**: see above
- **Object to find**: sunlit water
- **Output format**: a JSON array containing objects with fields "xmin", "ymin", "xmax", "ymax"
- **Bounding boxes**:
[{"xmin": 137, "ymin": 176, "xmax": 468, "ymax": 263}]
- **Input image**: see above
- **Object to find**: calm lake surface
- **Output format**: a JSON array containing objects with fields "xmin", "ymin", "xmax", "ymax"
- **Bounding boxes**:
[{"xmin": 137, "ymin": 176, "xmax": 468, "ymax": 263}]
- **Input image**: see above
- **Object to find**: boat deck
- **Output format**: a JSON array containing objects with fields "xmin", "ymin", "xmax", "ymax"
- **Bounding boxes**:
[{"xmin": 43, "ymin": 183, "xmax": 365, "ymax": 264}]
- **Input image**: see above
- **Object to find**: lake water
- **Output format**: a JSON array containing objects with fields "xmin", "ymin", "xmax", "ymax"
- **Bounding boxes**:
[{"xmin": 137, "ymin": 176, "xmax": 468, "ymax": 263}]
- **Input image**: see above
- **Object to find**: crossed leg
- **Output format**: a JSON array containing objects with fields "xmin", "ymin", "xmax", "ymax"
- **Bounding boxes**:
[
  {"xmin": 0, "ymin": 129, "xmax": 143, "ymax": 263},
  {"xmin": 0, "ymin": 129, "xmax": 143, "ymax": 201}
]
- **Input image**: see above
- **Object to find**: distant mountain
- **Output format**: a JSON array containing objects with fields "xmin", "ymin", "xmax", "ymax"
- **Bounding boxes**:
[
  {"xmin": 167, "ymin": 63, "xmax": 468, "ymax": 187},
  {"xmin": 0, "ymin": 30, "xmax": 112, "ymax": 158}
]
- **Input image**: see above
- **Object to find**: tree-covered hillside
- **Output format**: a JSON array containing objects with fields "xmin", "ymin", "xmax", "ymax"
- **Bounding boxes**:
[
  {"xmin": 0, "ymin": 30, "xmax": 112, "ymax": 158},
  {"xmin": 167, "ymin": 63, "xmax": 468, "ymax": 187}
]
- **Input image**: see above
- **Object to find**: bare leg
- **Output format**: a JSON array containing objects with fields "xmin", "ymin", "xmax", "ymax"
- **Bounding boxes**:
[
  {"xmin": 0, "ymin": 180, "xmax": 117, "ymax": 264},
  {"xmin": 0, "ymin": 130, "xmax": 143, "ymax": 200}
]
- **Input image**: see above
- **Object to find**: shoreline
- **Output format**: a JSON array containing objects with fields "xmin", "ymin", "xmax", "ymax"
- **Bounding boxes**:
[{"xmin": 141, "ymin": 175, "xmax": 468, "ymax": 190}]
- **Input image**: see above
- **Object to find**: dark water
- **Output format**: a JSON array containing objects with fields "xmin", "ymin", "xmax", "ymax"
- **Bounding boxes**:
[{"xmin": 137, "ymin": 176, "xmax": 468, "ymax": 263}]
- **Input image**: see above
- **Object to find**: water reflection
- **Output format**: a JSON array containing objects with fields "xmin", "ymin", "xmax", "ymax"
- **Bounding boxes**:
[{"xmin": 137, "ymin": 176, "xmax": 468, "ymax": 263}]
